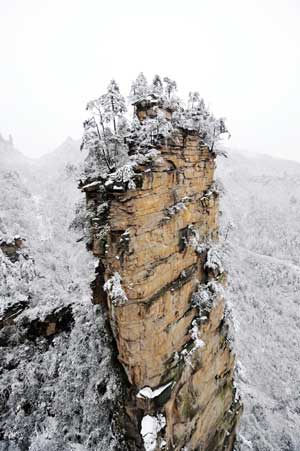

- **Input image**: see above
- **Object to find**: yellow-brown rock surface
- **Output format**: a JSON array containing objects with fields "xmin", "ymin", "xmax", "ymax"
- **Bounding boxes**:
[{"xmin": 84, "ymin": 130, "xmax": 241, "ymax": 450}]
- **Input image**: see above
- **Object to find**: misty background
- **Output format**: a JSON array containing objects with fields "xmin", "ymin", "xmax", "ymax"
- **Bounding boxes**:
[{"xmin": 1, "ymin": 0, "xmax": 300, "ymax": 160}]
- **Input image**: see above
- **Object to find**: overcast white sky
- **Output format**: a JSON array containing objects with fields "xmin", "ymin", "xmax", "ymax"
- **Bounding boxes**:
[{"xmin": 1, "ymin": 0, "xmax": 300, "ymax": 160}]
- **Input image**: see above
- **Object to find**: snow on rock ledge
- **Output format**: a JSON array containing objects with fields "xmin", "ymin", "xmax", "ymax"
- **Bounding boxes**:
[{"xmin": 137, "ymin": 382, "xmax": 173, "ymax": 400}]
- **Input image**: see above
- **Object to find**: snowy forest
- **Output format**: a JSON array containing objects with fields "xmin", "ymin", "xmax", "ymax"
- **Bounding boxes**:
[{"xmin": 1, "ymin": 73, "xmax": 300, "ymax": 451}]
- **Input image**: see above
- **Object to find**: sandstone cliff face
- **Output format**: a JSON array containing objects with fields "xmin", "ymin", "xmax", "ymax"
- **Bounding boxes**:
[{"xmin": 83, "ymin": 127, "xmax": 241, "ymax": 450}]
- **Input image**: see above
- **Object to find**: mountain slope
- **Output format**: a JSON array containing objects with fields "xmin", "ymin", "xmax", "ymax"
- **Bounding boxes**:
[
  {"xmin": 0, "ymin": 137, "xmax": 121, "ymax": 451},
  {"xmin": 217, "ymin": 150, "xmax": 300, "ymax": 451}
]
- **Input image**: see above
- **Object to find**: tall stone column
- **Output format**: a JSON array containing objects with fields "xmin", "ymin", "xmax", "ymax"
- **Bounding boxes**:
[{"xmin": 83, "ymin": 127, "xmax": 242, "ymax": 450}]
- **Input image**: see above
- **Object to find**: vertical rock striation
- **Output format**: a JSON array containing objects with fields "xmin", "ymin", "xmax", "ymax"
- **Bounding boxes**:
[{"xmin": 82, "ymin": 110, "xmax": 241, "ymax": 450}]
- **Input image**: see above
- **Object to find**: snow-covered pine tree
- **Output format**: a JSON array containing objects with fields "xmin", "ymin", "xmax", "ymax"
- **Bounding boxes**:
[
  {"xmin": 187, "ymin": 91, "xmax": 205, "ymax": 113},
  {"xmin": 173, "ymin": 90, "xmax": 229, "ymax": 152},
  {"xmin": 162, "ymin": 77, "xmax": 180, "ymax": 111},
  {"xmin": 150, "ymin": 75, "xmax": 164, "ymax": 99},
  {"xmin": 81, "ymin": 81, "xmax": 128, "ymax": 174},
  {"xmin": 81, "ymin": 116, "xmax": 113, "ymax": 174},
  {"xmin": 129, "ymin": 72, "xmax": 149, "ymax": 104},
  {"xmin": 101, "ymin": 79, "xmax": 126, "ymax": 133},
  {"xmin": 202, "ymin": 115, "xmax": 228, "ymax": 152},
  {"xmin": 163, "ymin": 77, "xmax": 177, "ymax": 99},
  {"xmin": 128, "ymin": 111, "xmax": 173, "ymax": 154}
]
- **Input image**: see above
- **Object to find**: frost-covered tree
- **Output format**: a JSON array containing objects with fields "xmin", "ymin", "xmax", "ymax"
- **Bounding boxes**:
[
  {"xmin": 203, "ymin": 116, "xmax": 228, "ymax": 152},
  {"xmin": 163, "ymin": 77, "xmax": 177, "ymax": 99},
  {"xmin": 81, "ymin": 80, "xmax": 128, "ymax": 174},
  {"xmin": 127, "ymin": 112, "xmax": 173, "ymax": 155},
  {"xmin": 129, "ymin": 72, "xmax": 149, "ymax": 103},
  {"xmin": 162, "ymin": 77, "xmax": 180, "ymax": 111},
  {"xmin": 150, "ymin": 75, "xmax": 163, "ymax": 99},
  {"xmin": 172, "ymin": 90, "xmax": 229, "ymax": 151},
  {"xmin": 101, "ymin": 79, "xmax": 126, "ymax": 133},
  {"xmin": 81, "ymin": 112, "xmax": 112, "ymax": 173},
  {"xmin": 187, "ymin": 91, "xmax": 206, "ymax": 113}
]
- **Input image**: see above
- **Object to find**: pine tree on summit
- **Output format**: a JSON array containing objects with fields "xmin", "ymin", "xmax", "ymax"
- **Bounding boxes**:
[
  {"xmin": 101, "ymin": 80, "xmax": 126, "ymax": 133},
  {"xmin": 188, "ymin": 91, "xmax": 206, "ymax": 113},
  {"xmin": 129, "ymin": 72, "xmax": 149, "ymax": 103},
  {"xmin": 163, "ymin": 77, "xmax": 177, "ymax": 99},
  {"xmin": 150, "ymin": 75, "xmax": 163, "ymax": 98}
]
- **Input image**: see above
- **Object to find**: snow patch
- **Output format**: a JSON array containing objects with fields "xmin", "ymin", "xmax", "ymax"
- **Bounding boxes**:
[
  {"xmin": 190, "ymin": 320, "xmax": 205, "ymax": 350},
  {"xmin": 205, "ymin": 246, "xmax": 224, "ymax": 276},
  {"xmin": 141, "ymin": 414, "xmax": 166, "ymax": 451},
  {"xmin": 137, "ymin": 382, "xmax": 172, "ymax": 399},
  {"xmin": 104, "ymin": 272, "xmax": 128, "ymax": 306}
]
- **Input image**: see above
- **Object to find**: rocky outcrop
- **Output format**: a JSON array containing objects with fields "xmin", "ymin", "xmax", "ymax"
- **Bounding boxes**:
[
  {"xmin": 0, "ymin": 300, "xmax": 29, "ymax": 330},
  {"xmin": 83, "ymin": 120, "xmax": 241, "ymax": 449},
  {"xmin": 0, "ymin": 236, "xmax": 25, "ymax": 262},
  {"xmin": 21, "ymin": 305, "xmax": 74, "ymax": 340}
]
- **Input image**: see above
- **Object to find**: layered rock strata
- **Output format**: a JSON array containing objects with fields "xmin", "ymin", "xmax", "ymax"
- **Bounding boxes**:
[{"xmin": 83, "ymin": 129, "xmax": 241, "ymax": 450}]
